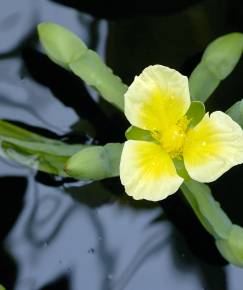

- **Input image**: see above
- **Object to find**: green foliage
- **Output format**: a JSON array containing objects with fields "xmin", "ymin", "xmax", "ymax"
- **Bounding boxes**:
[
  {"xmin": 0, "ymin": 121, "xmax": 123, "ymax": 180},
  {"xmin": 65, "ymin": 143, "xmax": 123, "ymax": 180},
  {"xmin": 38, "ymin": 22, "xmax": 127, "ymax": 110},
  {"xmin": 38, "ymin": 23, "xmax": 87, "ymax": 70},
  {"xmin": 216, "ymin": 225, "xmax": 243, "ymax": 267},
  {"xmin": 202, "ymin": 33, "xmax": 243, "ymax": 79},
  {"xmin": 1, "ymin": 25, "xmax": 243, "ymax": 268},
  {"xmin": 69, "ymin": 50, "xmax": 127, "ymax": 110},
  {"xmin": 189, "ymin": 33, "xmax": 243, "ymax": 102},
  {"xmin": 0, "ymin": 285, "xmax": 5, "ymax": 290},
  {"xmin": 0, "ymin": 121, "xmax": 85, "ymax": 176},
  {"xmin": 185, "ymin": 32, "xmax": 243, "ymax": 267}
]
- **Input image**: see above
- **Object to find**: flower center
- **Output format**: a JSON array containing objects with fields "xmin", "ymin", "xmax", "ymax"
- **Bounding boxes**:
[{"xmin": 152, "ymin": 116, "xmax": 189, "ymax": 159}]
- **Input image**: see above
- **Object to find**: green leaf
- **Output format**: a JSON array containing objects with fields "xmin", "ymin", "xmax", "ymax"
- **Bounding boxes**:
[
  {"xmin": 0, "ymin": 121, "xmax": 85, "ymax": 156},
  {"xmin": 0, "ymin": 121, "xmax": 86, "ymax": 176},
  {"xmin": 226, "ymin": 99, "xmax": 243, "ymax": 128},
  {"xmin": 189, "ymin": 62, "xmax": 220, "ymax": 102},
  {"xmin": 0, "ymin": 136, "xmax": 85, "ymax": 157},
  {"xmin": 38, "ymin": 22, "xmax": 127, "ymax": 111},
  {"xmin": 69, "ymin": 50, "xmax": 127, "ymax": 110},
  {"xmin": 189, "ymin": 33, "xmax": 243, "ymax": 102},
  {"xmin": 0, "ymin": 285, "xmax": 6, "ymax": 290},
  {"xmin": 216, "ymin": 225, "xmax": 243, "ymax": 267},
  {"xmin": 125, "ymin": 126, "xmax": 154, "ymax": 141},
  {"xmin": 38, "ymin": 23, "xmax": 87, "ymax": 69},
  {"xmin": 203, "ymin": 33, "xmax": 243, "ymax": 80},
  {"xmin": 181, "ymin": 180, "xmax": 232, "ymax": 240},
  {"xmin": 186, "ymin": 101, "xmax": 205, "ymax": 127},
  {"xmin": 0, "ymin": 119, "xmax": 55, "ymax": 142},
  {"xmin": 2, "ymin": 142, "xmax": 69, "ymax": 176},
  {"xmin": 65, "ymin": 143, "xmax": 123, "ymax": 180}
]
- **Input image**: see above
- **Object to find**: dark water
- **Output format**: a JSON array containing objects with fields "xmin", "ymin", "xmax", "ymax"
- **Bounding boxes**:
[{"xmin": 1, "ymin": 0, "xmax": 243, "ymax": 289}]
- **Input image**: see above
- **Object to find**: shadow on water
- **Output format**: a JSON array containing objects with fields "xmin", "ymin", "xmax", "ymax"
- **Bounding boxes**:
[
  {"xmin": 211, "ymin": 166, "xmax": 243, "ymax": 227},
  {"xmin": 39, "ymin": 275, "xmax": 69, "ymax": 290},
  {"xmin": 50, "ymin": 0, "xmax": 204, "ymax": 19},
  {"xmin": 161, "ymin": 194, "xmax": 228, "ymax": 290},
  {"xmin": 1, "ymin": 0, "xmax": 243, "ymax": 289},
  {"xmin": 170, "ymin": 229, "xmax": 228, "ymax": 290},
  {"xmin": 0, "ymin": 177, "xmax": 27, "ymax": 289}
]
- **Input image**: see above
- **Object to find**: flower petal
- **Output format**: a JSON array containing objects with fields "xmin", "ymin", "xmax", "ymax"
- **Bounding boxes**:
[
  {"xmin": 124, "ymin": 65, "xmax": 190, "ymax": 132},
  {"xmin": 184, "ymin": 111, "xmax": 243, "ymax": 182},
  {"xmin": 120, "ymin": 140, "xmax": 183, "ymax": 201}
]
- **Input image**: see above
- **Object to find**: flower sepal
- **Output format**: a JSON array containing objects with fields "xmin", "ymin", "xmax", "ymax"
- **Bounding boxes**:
[
  {"xmin": 186, "ymin": 101, "xmax": 205, "ymax": 128},
  {"xmin": 125, "ymin": 126, "xmax": 155, "ymax": 142}
]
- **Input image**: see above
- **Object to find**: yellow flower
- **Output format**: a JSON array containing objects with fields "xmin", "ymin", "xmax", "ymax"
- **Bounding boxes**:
[{"xmin": 120, "ymin": 65, "xmax": 243, "ymax": 201}]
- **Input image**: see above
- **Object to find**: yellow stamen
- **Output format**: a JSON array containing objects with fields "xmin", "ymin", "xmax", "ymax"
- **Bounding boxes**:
[{"xmin": 152, "ymin": 116, "xmax": 189, "ymax": 158}]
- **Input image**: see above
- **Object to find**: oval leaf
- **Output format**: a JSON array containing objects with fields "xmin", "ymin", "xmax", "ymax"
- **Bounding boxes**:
[
  {"xmin": 69, "ymin": 50, "xmax": 127, "ymax": 110},
  {"xmin": 189, "ymin": 33, "xmax": 243, "ymax": 102},
  {"xmin": 181, "ymin": 180, "xmax": 232, "ymax": 240}
]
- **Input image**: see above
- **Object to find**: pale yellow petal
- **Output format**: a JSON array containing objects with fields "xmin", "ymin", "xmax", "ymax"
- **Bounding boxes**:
[
  {"xmin": 120, "ymin": 140, "xmax": 183, "ymax": 201},
  {"xmin": 124, "ymin": 65, "xmax": 190, "ymax": 132},
  {"xmin": 184, "ymin": 111, "xmax": 243, "ymax": 182}
]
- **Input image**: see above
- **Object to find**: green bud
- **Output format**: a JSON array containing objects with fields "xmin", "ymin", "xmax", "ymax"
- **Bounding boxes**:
[
  {"xmin": 38, "ymin": 22, "xmax": 87, "ymax": 69},
  {"xmin": 216, "ymin": 225, "xmax": 243, "ymax": 267},
  {"xmin": 65, "ymin": 143, "xmax": 123, "ymax": 180}
]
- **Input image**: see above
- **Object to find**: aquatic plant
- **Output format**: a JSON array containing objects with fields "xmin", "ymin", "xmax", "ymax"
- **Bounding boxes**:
[{"xmin": 1, "ymin": 23, "xmax": 243, "ymax": 267}]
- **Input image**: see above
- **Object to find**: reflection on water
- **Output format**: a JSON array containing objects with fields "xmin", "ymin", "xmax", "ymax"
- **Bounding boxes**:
[
  {"xmin": 0, "ymin": 0, "xmax": 243, "ymax": 289},
  {"xmin": 3, "ymin": 173, "xmax": 214, "ymax": 290}
]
